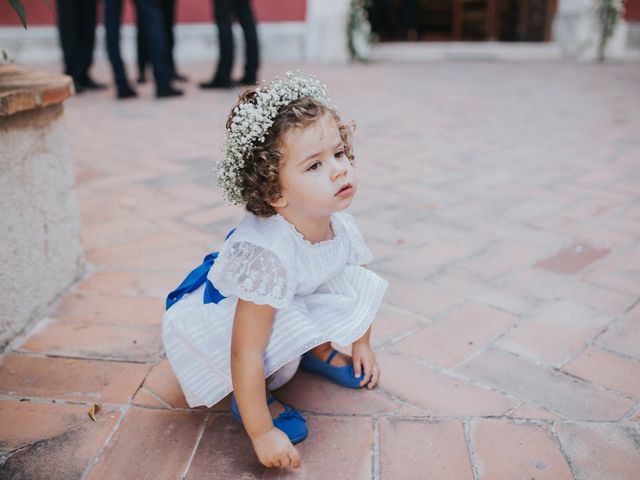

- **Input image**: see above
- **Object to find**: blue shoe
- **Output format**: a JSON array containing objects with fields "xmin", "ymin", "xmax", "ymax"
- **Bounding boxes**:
[
  {"xmin": 300, "ymin": 349, "xmax": 364, "ymax": 388},
  {"xmin": 230, "ymin": 393, "xmax": 308, "ymax": 444}
]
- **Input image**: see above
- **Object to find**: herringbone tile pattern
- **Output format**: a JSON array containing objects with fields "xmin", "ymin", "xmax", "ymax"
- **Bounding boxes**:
[{"xmin": 1, "ymin": 61, "xmax": 639, "ymax": 479}]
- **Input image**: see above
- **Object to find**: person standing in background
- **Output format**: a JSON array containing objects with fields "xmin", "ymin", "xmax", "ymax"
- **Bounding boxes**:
[
  {"xmin": 56, "ymin": 0, "xmax": 105, "ymax": 93},
  {"xmin": 104, "ymin": 0, "xmax": 184, "ymax": 99},
  {"xmin": 137, "ymin": 0, "xmax": 188, "ymax": 84},
  {"xmin": 200, "ymin": 0, "xmax": 260, "ymax": 89}
]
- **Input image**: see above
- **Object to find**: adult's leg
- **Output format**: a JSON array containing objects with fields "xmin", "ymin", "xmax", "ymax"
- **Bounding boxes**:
[
  {"xmin": 213, "ymin": 0, "xmax": 234, "ymax": 84},
  {"xmin": 136, "ymin": 9, "xmax": 150, "ymax": 81},
  {"xmin": 233, "ymin": 0, "xmax": 259, "ymax": 82},
  {"xmin": 162, "ymin": 0, "xmax": 176, "ymax": 75},
  {"xmin": 105, "ymin": 0, "xmax": 127, "ymax": 87},
  {"xmin": 77, "ymin": 0, "xmax": 99, "ymax": 83},
  {"xmin": 56, "ymin": 0, "xmax": 78, "ymax": 78},
  {"xmin": 134, "ymin": 0, "xmax": 171, "ymax": 87},
  {"xmin": 135, "ymin": 0, "xmax": 182, "ymax": 96},
  {"xmin": 105, "ymin": 0, "xmax": 136, "ymax": 97}
]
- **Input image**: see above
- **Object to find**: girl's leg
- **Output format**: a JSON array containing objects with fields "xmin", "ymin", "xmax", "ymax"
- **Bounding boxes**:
[
  {"xmin": 264, "ymin": 356, "xmax": 301, "ymax": 417},
  {"xmin": 267, "ymin": 356, "xmax": 301, "ymax": 390}
]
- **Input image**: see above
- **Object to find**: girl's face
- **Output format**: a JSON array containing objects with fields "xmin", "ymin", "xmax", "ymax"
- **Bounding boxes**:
[{"xmin": 273, "ymin": 113, "xmax": 356, "ymax": 220}]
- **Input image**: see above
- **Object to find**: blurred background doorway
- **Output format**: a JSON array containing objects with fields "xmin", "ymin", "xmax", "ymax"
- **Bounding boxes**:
[{"xmin": 367, "ymin": 0, "xmax": 557, "ymax": 42}]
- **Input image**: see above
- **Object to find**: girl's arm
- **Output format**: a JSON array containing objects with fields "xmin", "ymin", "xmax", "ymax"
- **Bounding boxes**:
[{"xmin": 231, "ymin": 299, "xmax": 300, "ymax": 469}]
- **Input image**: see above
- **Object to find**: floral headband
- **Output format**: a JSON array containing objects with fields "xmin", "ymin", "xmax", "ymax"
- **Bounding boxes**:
[{"xmin": 217, "ymin": 71, "xmax": 331, "ymax": 206}]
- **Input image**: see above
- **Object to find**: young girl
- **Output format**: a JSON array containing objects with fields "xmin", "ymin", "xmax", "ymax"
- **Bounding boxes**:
[{"xmin": 162, "ymin": 72, "xmax": 387, "ymax": 469}]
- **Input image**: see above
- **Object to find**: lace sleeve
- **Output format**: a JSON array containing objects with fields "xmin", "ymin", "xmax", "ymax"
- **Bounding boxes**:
[
  {"xmin": 339, "ymin": 213, "xmax": 372, "ymax": 265},
  {"xmin": 208, "ymin": 241, "xmax": 295, "ymax": 308}
]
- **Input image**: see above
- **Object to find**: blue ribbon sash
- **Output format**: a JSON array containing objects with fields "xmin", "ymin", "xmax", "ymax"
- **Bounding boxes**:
[{"xmin": 165, "ymin": 228, "xmax": 236, "ymax": 310}]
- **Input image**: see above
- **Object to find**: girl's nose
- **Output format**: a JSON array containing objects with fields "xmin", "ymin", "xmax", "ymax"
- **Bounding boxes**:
[{"xmin": 331, "ymin": 158, "xmax": 348, "ymax": 180}]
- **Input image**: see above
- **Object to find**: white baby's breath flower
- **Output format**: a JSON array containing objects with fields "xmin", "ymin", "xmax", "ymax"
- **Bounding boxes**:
[{"xmin": 216, "ymin": 71, "xmax": 331, "ymax": 206}]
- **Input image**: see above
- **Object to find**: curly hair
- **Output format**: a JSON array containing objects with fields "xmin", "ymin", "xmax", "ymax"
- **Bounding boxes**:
[{"xmin": 226, "ymin": 89, "xmax": 355, "ymax": 217}]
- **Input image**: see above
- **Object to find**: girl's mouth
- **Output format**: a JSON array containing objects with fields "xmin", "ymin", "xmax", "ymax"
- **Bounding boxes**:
[{"xmin": 335, "ymin": 183, "xmax": 353, "ymax": 198}]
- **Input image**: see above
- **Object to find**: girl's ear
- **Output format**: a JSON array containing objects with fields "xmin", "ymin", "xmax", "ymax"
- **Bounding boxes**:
[{"xmin": 270, "ymin": 195, "xmax": 288, "ymax": 208}]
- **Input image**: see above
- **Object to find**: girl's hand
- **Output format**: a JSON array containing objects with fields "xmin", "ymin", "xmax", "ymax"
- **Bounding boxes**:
[
  {"xmin": 352, "ymin": 342, "xmax": 380, "ymax": 389},
  {"xmin": 250, "ymin": 427, "xmax": 301, "ymax": 469}
]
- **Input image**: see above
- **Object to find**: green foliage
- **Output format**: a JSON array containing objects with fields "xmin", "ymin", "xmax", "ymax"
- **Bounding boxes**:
[
  {"xmin": 347, "ymin": 0, "xmax": 376, "ymax": 62},
  {"xmin": 8, "ymin": 0, "xmax": 27, "ymax": 29},
  {"xmin": 595, "ymin": 0, "xmax": 625, "ymax": 61}
]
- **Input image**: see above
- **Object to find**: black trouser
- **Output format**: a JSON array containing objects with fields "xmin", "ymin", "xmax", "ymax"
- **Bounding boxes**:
[
  {"xmin": 137, "ymin": 0, "xmax": 177, "ymax": 78},
  {"xmin": 212, "ymin": 0, "xmax": 259, "ymax": 82},
  {"xmin": 56, "ymin": 0, "xmax": 97, "ymax": 81},
  {"xmin": 105, "ymin": 0, "xmax": 171, "ymax": 88}
]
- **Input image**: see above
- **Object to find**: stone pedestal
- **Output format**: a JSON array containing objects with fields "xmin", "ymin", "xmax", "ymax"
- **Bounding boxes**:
[{"xmin": 0, "ymin": 65, "xmax": 84, "ymax": 350}]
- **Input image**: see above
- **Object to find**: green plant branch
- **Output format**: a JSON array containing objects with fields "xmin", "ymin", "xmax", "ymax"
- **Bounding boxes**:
[{"xmin": 8, "ymin": 0, "xmax": 27, "ymax": 29}]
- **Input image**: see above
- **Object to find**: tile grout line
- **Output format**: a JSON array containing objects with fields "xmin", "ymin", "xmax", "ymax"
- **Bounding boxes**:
[
  {"xmin": 80, "ymin": 404, "xmax": 130, "ymax": 480},
  {"xmin": 0, "ymin": 395, "xmax": 146, "ymax": 410},
  {"xmin": 5, "ymin": 349, "xmax": 162, "ymax": 365},
  {"xmin": 374, "ymin": 323, "xmax": 434, "ymax": 351},
  {"xmin": 625, "ymin": 296, "xmax": 640, "ymax": 313},
  {"xmin": 371, "ymin": 386, "xmax": 430, "ymax": 416},
  {"xmin": 371, "ymin": 416, "xmax": 380, "ymax": 480},
  {"xmin": 556, "ymin": 320, "xmax": 617, "ymax": 371},
  {"xmin": 179, "ymin": 410, "xmax": 211, "ymax": 480},
  {"xmin": 386, "ymin": 345, "xmax": 569, "ymax": 418},
  {"xmin": 428, "ymin": 269, "xmax": 540, "ymax": 318},
  {"xmin": 463, "ymin": 419, "xmax": 479, "ymax": 480},
  {"xmin": 136, "ymin": 386, "xmax": 174, "ymax": 410},
  {"xmin": 1, "ymin": 317, "xmax": 57, "ymax": 355},
  {"xmin": 383, "ymin": 298, "xmax": 638, "ymax": 418},
  {"xmin": 451, "ymin": 300, "xmax": 553, "ymax": 360},
  {"xmin": 453, "ymin": 299, "xmax": 553, "ymax": 367},
  {"xmin": 15, "ymin": 319, "xmax": 164, "ymax": 331},
  {"xmin": 556, "ymin": 368, "xmax": 637, "ymax": 402},
  {"xmin": 597, "ymin": 344, "xmax": 640, "ymax": 364},
  {"xmin": 376, "ymin": 301, "xmax": 434, "ymax": 323},
  {"xmin": 129, "ymin": 361, "xmax": 161, "ymax": 404},
  {"xmin": 620, "ymin": 400, "xmax": 640, "ymax": 422},
  {"xmin": 457, "ymin": 344, "xmax": 637, "ymax": 416},
  {"xmin": 0, "ymin": 443, "xmax": 33, "ymax": 465},
  {"xmin": 550, "ymin": 422, "xmax": 578, "ymax": 480}
]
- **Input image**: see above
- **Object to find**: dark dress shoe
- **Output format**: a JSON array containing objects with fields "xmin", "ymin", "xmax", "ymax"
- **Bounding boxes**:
[
  {"xmin": 156, "ymin": 84, "xmax": 184, "ymax": 98},
  {"xmin": 171, "ymin": 72, "xmax": 189, "ymax": 82},
  {"xmin": 79, "ymin": 76, "xmax": 107, "ymax": 90},
  {"xmin": 117, "ymin": 85, "xmax": 138, "ymax": 99},
  {"xmin": 73, "ymin": 79, "xmax": 86, "ymax": 94},
  {"xmin": 199, "ymin": 78, "xmax": 231, "ymax": 89}
]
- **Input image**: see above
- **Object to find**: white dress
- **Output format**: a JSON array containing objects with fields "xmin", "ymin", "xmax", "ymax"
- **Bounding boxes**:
[{"xmin": 162, "ymin": 211, "xmax": 388, "ymax": 408}]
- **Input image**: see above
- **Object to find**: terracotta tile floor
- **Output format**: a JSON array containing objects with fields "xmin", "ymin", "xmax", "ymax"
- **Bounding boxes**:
[{"xmin": 2, "ymin": 61, "xmax": 640, "ymax": 479}]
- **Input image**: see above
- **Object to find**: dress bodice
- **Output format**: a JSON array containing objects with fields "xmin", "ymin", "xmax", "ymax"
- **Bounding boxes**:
[{"xmin": 208, "ymin": 211, "xmax": 372, "ymax": 307}]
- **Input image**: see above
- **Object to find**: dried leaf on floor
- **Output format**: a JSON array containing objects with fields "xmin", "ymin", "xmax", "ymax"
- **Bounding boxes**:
[{"xmin": 88, "ymin": 403, "xmax": 102, "ymax": 422}]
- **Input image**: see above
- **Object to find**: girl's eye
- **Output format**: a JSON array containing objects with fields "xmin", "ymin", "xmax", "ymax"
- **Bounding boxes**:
[
  {"xmin": 335, "ymin": 150, "xmax": 345, "ymax": 158},
  {"xmin": 307, "ymin": 161, "xmax": 321, "ymax": 171}
]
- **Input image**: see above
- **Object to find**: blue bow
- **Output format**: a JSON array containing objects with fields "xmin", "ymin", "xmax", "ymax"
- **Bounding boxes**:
[
  {"xmin": 278, "ymin": 407, "xmax": 306, "ymax": 423},
  {"xmin": 165, "ymin": 228, "xmax": 236, "ymax": 310}
]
